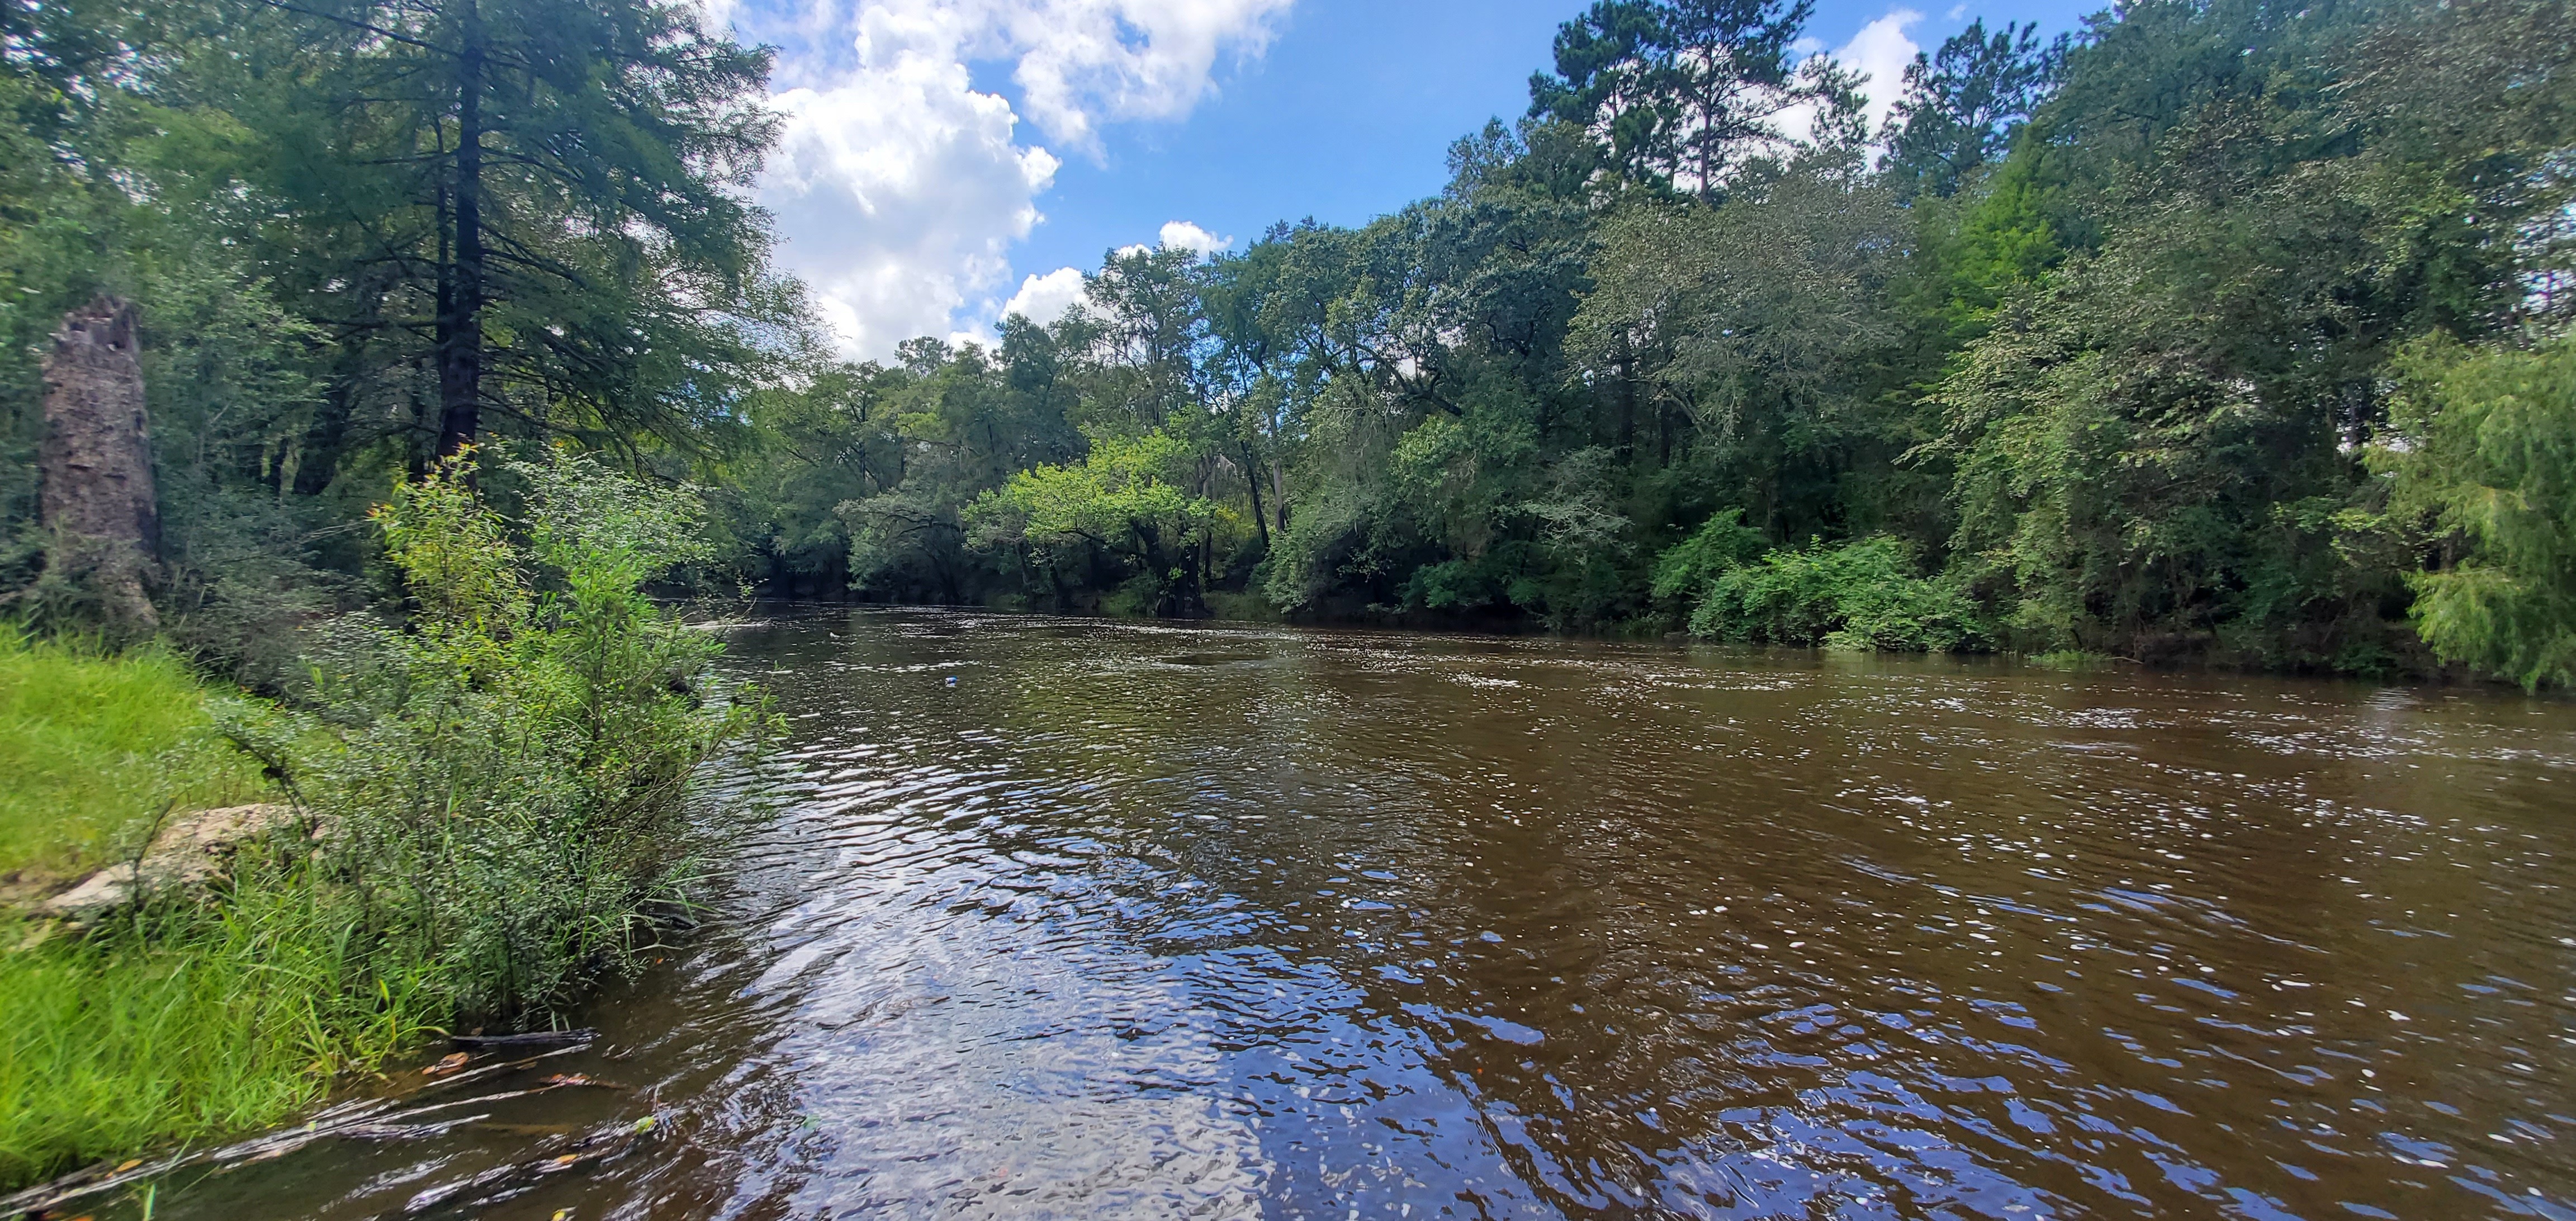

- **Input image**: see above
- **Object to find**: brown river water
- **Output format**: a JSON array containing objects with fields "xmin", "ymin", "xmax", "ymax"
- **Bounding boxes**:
[{"xmin": 130, "ymin": 607, "xmax": 2576, "ymax": 1219}]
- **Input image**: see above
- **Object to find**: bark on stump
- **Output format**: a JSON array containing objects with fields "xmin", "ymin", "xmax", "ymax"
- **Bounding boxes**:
[{"xmin": 39, "ymin": 296, "xmax": 160, "ymax": 631}]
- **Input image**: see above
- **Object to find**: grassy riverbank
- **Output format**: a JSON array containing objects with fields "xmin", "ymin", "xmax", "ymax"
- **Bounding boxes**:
[
  {"xmin": 0, "ymin": 630, "xmax": 269, "ymax": 881},
  {"xmin": 0, "ymin": 453, "xmax": 769, "ymax": 1196},
  {"xmin": 0, "ymin": 882, "xmax": 378, "ymax": 1192},
  {"xmin": 0, "ymin": 634, "xmax": 337, "ymax": 1191}
]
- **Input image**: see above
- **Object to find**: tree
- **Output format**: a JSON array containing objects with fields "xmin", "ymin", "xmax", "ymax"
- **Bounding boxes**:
[
  {"xmin": 35, "ymin": 298, "xmax": 162, "ymax": 633},
  {"xmin": 1081, "ymin": 244, "xmax": 1215, "ymax": 436},
  {"xmin": 1530, "ymin": 0, "xmax": 1860, "ymax": 201},
  {"xmin": 1, "ymin": 0, "xmax": 819, "ymax": 667},
  {"xmin": 215, "ymin": 0, "xmax": 786, "ymax": 463},
  {"xmin": 839, "ymin": 332, "xmax": 1087, "ymax": 604},
  {"xmin": 1571, "ymin": 169, "xmax": 1907, "ymax": 540},
  {"xmin": 965, "ymin": 430, "xmax": 1232, "ymax": 617},
  {"xmin": 1880, "ymin": 20, "xmax": 2068, "ymax": 201},
  {"xmin": 1921, "ymin": 0, "xmax": 2574, "ymax": 665},
  {"xmin": 2381, "ymin": 337, "xmax": 2576, "ymax": 689}
]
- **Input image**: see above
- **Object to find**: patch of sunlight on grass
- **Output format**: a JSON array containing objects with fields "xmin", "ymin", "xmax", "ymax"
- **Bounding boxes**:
[{"xmin": 0, "ymin": 627, "xmax": 271, "ymax": 879}]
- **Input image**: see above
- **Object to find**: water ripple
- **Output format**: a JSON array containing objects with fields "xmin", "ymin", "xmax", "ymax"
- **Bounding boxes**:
[{"xmin": 141, "ymin": 609, "xmax": 2576, "ymax": 1221}]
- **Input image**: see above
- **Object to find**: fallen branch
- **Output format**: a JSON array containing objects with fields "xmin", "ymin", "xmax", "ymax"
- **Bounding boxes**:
[{"xmin": 451, "ymin": 1028, "xmax": 598, "ymax": 1050}]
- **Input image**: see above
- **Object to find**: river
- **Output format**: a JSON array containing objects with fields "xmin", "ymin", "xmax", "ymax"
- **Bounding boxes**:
[{"xmin": 143, "ymin": 607, "xmax": 2575, "ymax": 1218}]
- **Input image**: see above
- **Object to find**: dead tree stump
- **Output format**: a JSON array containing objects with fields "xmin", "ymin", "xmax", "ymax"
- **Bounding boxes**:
[{"xmin": 39, "ymin": 296, "xmax": 161, "ymax": 631}]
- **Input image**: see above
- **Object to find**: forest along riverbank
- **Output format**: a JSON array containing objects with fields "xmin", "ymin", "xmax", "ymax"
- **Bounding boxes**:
[{"xmin": 120, "ymin": 607, "xmax": 2576, "ymax": 1220}]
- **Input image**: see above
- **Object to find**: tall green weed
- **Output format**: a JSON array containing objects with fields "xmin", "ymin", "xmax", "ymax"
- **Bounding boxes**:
[
  {"xmin": 240, "ymin": 447, "xmax": 773, "ymax": 1023},
  {"xmin": 0, "ymin": 874, "xmax": 423, "ymax": 1192}
]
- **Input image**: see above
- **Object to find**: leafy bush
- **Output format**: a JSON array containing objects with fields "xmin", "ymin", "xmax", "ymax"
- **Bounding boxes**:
[
  {"xmin": 242, "ymin": 448, "xmax": 773, "ymax": 1023},
  {"xmin": 1650, "ymin": 509, "xmax": 1767, "ymax": 602},
  {"xmin": 1686, "ymin": 536, "xmax": 1987, "ymax": 652}
]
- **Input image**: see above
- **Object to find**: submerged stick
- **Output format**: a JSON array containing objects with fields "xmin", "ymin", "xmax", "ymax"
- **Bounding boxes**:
[{"xmin": 449, "ymin": 1028, "xmax": 599, "ymax": 1050}]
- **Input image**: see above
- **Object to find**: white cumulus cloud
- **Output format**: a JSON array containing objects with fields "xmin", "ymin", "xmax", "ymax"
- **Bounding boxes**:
[
  {"xmin": 1001, "ymin": 266, "xmax": 1090, "ymax": 325},
  {"xmin": 1780, "ymin": 7, "xmax": 1922, "ymax": 149},
  {"xmin": 992, "ymin": 217, "xmax": 1226, "ymax": 332},
  {"xmin": 989, "ymin": 0, "xmax": 1295, "ymax": 154},
  {"xmin": 1836, "ymin": 8, "xmax": 1924, "ymax": 138},
  {"xmin": 1157, "ymin": 219, "xmax": 1233, "ymax": 257},
  {"xmin": 754, "ymin": 0, "xmax": 1291, "ymax": 359},
  {"xmin": 764, "ymin": 66, "xmax": 1059, "ymax": 359},
  {"xmin": 1115, "ymin": 219, "xmax": 1234, "ymax": 259}
]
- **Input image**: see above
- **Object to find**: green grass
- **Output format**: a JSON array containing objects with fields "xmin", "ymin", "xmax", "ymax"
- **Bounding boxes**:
[
  {"xmin": 0, "ymin": 626, "xmax": 271, "ymax": 879},
  {"xmin": 0, "ymin": 914, "xmax": 319, "ymax": 1190},
  {"xmin": 0, "ymin": 630, "xmax": 359, "ymax": 1194},
  {"xmin": 0, "ymin": 869, "xmax": 442, "ymax": 1191}
]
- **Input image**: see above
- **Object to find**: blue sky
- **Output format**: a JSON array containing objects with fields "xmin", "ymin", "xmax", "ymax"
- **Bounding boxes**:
[{"xmin": 731, "ymin": 0, "xmax": 2096, "ymax": 359}]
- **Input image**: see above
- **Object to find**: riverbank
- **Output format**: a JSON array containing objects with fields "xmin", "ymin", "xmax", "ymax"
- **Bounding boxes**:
[
  {"xmin": 0, "ymin": 631, "xmax": 338, "ymax": 1193},
  {"xmin": 0, "ymin": 630, "xmax": 269, "ymax": 889},
  {"xmin": 0, "ymin": 453, "xmax": 771, "ymax": 1199},
  {"xmin": 753, "ymin": 594, "xmax": 2552, "ymax": 698}
]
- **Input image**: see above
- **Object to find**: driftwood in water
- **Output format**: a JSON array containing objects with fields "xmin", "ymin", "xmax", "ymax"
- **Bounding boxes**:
[
  {"xmin": 451, "ymin": 1028, "xmax": 599, "ymax": 1050},
  {"xmin": 37, "ymin": 295, "xmax": 160, "ymax": 631}
]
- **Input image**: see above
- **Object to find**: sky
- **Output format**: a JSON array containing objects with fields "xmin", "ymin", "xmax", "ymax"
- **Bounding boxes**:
[{"xmin": 724, "ymin": 0, "xmax": 2096, "ymax": 361}]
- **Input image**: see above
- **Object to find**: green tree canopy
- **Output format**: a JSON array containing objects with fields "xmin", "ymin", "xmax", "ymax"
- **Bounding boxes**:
[{"xmin": 1530, "ymin": 0, "xmax": 1863, "ymax": 200}]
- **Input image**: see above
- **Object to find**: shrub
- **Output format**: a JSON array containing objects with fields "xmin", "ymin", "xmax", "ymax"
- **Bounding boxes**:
[
  {"xmin": 239, "ymin": 448, "xmax": 774, "ymax": 1023},
  {"xmin": 1650, "ymin": 509, "xmax": 1767, "ymax": 602},
  {"xmin": 1, "ymin": 449, "xmax": 768, "ymax": 1192},
  {"xmin": 1686, "ymin": 536, "xmax": 1988, "ymax": 652}
]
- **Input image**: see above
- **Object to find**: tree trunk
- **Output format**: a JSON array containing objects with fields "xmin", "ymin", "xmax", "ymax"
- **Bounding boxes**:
[
  {"xmin": 1616, "ymin": 340, "xmax": 1637, "ymax": 456},
  {"xmin": 435, "ymin": 4, "xmax": 487, "ymax": 458},
  {"xmin": 1242, "ymin": 441, "xmax": 1270, "ymax": 550},
  {"xmin": 39, "ymin": 296, "xmax": 161, "ymax": 631}
]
